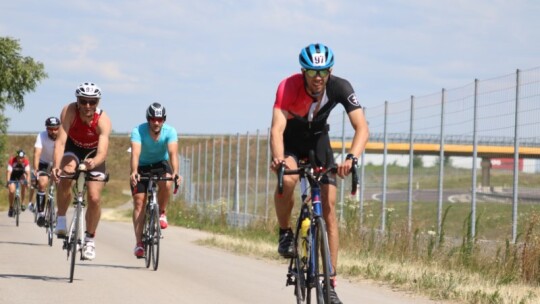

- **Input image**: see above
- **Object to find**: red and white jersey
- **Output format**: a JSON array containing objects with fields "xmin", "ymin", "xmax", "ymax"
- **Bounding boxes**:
[{"xmin": 7, "ymin": 156, "xmax": 30, "ymax": 173}]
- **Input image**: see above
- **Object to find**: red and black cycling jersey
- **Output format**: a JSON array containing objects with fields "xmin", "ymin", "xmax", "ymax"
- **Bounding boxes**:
[
  {"xmin": 274, "ymin": 73, "xmax": 362, "ymax": 125},
  {"xmin": 68, "ymin": 107, "xmax": 103, "ymax": 149},
  {"xmin": 273, "ymin": 73, "xmax": 362, "ymax": 179},
  {"xmin": 7, "ymin": 157, "xmax": 30, "ymax": 180}
]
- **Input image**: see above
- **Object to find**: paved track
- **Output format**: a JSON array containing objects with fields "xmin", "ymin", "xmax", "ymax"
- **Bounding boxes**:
[{"xmin": 0, "ymin": 210, "xmax": 443, "ymax": 304}]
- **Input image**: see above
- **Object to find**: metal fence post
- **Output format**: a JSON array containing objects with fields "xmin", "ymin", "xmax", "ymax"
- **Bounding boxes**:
[
  {"xmin": 265, "ymin": 128, "xmax": 271, "ymax": 221},
  {"xmin": 437, "ymin": 89, "xmax": 446, "ymax": 236},
  {"xmin": 407, "ymin": 96, "xmax": 415, "ymax": 233},
  {"xmin": 381, "ymin": 101, "xmax": 388, "ymax": 232},
  {"xmin": 255, "ymin": 129, "xmax": 260, "ymax": 216},
  {"xmin": 471, "ymin": 79, "xmax": 479, "ymax": 238},
  {"xmin": 211, "ymin": 137, "xmax": 215, "ymax": 205},
  {"xmin": 512, "ymin": 69, "xmax": 521, "ymax": 244},
  {"xmin": 245, "ymin": 132, "xmax": 250, "ymax": 216}
]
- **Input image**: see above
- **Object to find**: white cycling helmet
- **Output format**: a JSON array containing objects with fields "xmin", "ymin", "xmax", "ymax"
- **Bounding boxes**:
[{"xmin": 75, "ymin": 82, "xmax": 102, "ymax": 98}]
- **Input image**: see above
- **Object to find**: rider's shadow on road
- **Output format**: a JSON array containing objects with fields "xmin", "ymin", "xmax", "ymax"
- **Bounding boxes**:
[
  {"xmin": 78, "ymin": 263, "xmax": 143, "ymax": 270},
  {"xmin": 0, "ymin": 240, "xmax": 48, "ymax": 247},
  {"xmin": 0, "ymin": 273, "xmax": 67, "ymax": 282}
]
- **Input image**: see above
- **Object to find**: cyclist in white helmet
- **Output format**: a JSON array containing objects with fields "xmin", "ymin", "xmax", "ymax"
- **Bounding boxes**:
[{"xmin": 52, "ymin": 82, "xmax": 112, "ymax": 261}]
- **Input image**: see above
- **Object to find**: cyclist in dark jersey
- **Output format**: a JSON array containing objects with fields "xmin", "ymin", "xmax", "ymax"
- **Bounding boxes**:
[
  {"xmin": 5, "ymin": 150, "xmax": 32, "ymax": 217},
  {"xmin": 270, "ymin": 43, "xmax": 369, "ymax": 304},
  {"xmin": 52, "ymin": 82, "xmax": 112, "ymax": 261}
]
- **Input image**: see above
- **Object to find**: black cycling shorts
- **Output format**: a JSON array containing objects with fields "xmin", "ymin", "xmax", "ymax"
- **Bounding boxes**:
[{"xmin": 130, "ymin": 160, "xmax": 172, "ymax": 195}]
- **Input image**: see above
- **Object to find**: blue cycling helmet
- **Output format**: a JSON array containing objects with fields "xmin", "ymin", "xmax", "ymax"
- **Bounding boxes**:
[{"xmin": 299, "ymin": 43, "xmax": 334, "ymax": 70}]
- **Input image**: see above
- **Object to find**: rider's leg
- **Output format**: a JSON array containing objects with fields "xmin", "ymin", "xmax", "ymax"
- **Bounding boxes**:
[
  {"xmin": 274, "ymin": 156, "xmax": 299, "ymax": 230},
  {"xmin": 132, "ymin": 192, "xmax": 146, "ymax": 244},
  {"xmin": 36, "ymin": 175, "xmax": 48, "ymax": 212},
  {"xmin": 7, "ymin": 183, "xmax": 15, "ymax": 208},
  {"xmin": 56, "ymin": 156, "xmax": 78, "ymax": 217},
  {"xmin": 157, "ymin": 178, "xmax": 172, "ymax": 214},
  {"xmin": 322, "ymin": 183, "xmax": 339, "ymax": 281},
  {"xmin": 85, "ymin": 181, "xmax": 104, "ymax": 236}
]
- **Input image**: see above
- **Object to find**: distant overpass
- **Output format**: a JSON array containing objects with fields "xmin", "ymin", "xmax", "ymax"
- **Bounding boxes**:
[{"xmin": 331, "ymin": 133, "xmax": 540, "ymax": 158}]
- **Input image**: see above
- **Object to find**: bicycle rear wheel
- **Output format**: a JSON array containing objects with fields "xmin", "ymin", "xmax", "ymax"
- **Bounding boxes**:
[
  {"xmin": 312, "ymin": 217, "xmax": 331, "ymax": 304},
  {"xmin": 14, "ymin": 196, "xmax": 21, "ymax": 227},
  {"xmin": 69, "ymin": 204, "xmax": 82, "ymax": 283},
  {"xmin": 143, "ymin": 208, "xmax": 152, "ymax": 268},
  {"xmin": 151, "ymin": 208, "xmax": 161, "ymax": 271}
]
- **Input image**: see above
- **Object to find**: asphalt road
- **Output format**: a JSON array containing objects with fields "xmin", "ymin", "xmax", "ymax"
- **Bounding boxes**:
[{"xmin": 0, "ymin": 210, "xmax": 443, "ymax": 304}]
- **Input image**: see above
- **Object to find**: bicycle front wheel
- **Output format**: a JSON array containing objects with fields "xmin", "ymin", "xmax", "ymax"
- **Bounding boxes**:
[
  {"xmin": 69, "ymin": 203, "xmax": 82, "ymax": 283},
  {"xmin": 150, "ymin": 208, "xmax": 161, "ymax": 271},
  {"xmin": 293, "ymin": 239, "xmax": 307, "ymax": 303},
  {"xmin": 313, "ymin": 217, "xmax": 331, "ymax": 304},
  {"xmin": 143, "ymin": 209, "xmax": 152, "ymax": 268},
  {"xmin": 14, "ymin": 196, "xmax": 21, "ymax": 227},
  {"xmin": 45, "ymin": 198, "xmax": 55, "ymax": 246}
]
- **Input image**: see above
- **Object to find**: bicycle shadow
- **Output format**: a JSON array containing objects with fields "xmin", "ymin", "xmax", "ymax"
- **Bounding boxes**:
[
  {"xmin": 78, "ymin": 263, "xmax": 143, "ymax": 270},
  {"xmin": 0, "ymin": 273, "xmax": 67, "ymax": 282},
  {"xmin": 0, "ymin": 240, "xmax": 48, "ymax": 247}
]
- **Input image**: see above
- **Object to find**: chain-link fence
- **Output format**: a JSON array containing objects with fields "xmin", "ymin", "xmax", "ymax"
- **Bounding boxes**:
[{"xmin": 178, "ymin": 67, "xmax": 540, "ymax": 243}]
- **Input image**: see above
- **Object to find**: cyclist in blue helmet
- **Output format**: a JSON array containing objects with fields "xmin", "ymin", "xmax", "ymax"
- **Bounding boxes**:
[{"xmin": 270, "ymin": 43, "xmax": 369, "ymax": 304}]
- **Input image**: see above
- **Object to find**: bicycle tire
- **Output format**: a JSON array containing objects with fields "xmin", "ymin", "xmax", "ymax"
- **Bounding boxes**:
[
  {"xmin": 14, "ymin": 196, "xmax": 20, "ymax": 227},
  {"xmin": 69, "ymin": 203, "xmax": 82, "ymax": 283},
  {"xmin": 293, "ymin": 222, "xmax": 307, "ymax": 304},
  {"xmin": 151, "ymin": 207, "xmax": 161, "ymax": 271},
  {"xmin": 313, "ymin": 217, "xmax": 331, "ymax": 304},
  {"xmin": 33, "ymin": 197, "xmax": 38, "ymax": 223},
  {"xmin": 143, "ymin": 207, "xmax": 152, "ymax": 268},
  {"xmin": 45, "ymin": 198, "xmax": 55, "ymax": 246}
]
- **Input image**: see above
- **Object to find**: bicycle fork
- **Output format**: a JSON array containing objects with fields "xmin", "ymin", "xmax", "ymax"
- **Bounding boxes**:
[
  {"xmin": 308, "ymin": 187, "xmax": 335, "ymax": 287},
  {"xmin": 63, "ymin": 199, "xmax": 85, "ymax": 255}
]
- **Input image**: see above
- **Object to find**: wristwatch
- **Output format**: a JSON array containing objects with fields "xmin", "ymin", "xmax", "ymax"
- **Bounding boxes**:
[{"xmin": 345, "ymin": 153, "xmax": 356, "ymax": 161}]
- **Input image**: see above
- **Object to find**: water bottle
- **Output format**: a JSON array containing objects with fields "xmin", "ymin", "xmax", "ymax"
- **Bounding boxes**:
[{"xmin": 300, "ymin": 217, "xmax": 310, "ymax": 259}]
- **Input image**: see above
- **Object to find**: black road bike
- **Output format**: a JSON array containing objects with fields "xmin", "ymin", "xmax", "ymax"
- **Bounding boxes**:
[
  {"xmin": 277, "ymin": 151, "xmax": 358, "ymax": 303},
  {"xmin": 138, "ymin": 172, "xmax": 178, "ymax": 271}
]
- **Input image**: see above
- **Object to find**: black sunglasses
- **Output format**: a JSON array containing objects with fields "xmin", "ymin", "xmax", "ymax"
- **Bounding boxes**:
[
  {"xmin": 304, "ymin": 69, "xmax": 330, "ymax": 78},
  {"xmin": 78, "ymin": 98, "xmax": 98, "ymax": 106}
]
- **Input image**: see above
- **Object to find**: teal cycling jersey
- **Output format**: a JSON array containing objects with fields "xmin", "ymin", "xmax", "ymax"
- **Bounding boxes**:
[{"xmin": 131, "ymin": 123, "xmax": 178, "ymax": 166}]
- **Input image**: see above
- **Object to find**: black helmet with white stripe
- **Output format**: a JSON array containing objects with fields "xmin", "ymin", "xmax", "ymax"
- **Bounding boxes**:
[
  {"xmin": 45, "ymin": 116, "xmax": 61, "ymax": 127},
  {"xmin": 75, "ymin": 82, "xmax": 101, "ymax": 98},
  {"xmin": 146, "ymin": 103, "xmax": 167, "ymax": 121}
]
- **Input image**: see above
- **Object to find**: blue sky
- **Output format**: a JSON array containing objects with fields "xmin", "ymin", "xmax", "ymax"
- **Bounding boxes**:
[{"xmin": 1, "ymin": 0, "xmax": 539, "ymax": 135}]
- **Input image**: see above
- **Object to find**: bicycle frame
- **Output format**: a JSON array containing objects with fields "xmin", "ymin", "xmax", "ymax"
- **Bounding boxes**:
[
  {"xmin": 59, "ymin": 163, "xmax": 108, "ymax": 283},
  {"xmin": 12, "ymin": 181, "xmax": 23, "ymax": 227},
  {"xmin": 277, "ymin": 152, "xmax": 358, "ymax": 304},
  {"xmin": 138, "ymin": 172, "xmax": 178, "ymax": 271},
  {"xmin": 36, "ymin": 168, "xmax": 56, "ymax": 246}
]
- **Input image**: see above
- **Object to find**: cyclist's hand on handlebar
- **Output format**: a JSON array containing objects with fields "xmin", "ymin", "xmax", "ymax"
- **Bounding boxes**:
[
  {"xmin": 337, "ymin": 158, "xmax": 355, "ymax": 178},
  {"xmin": 173, "ymin": 174, "xmax": 182, "ymax": 194},
  {"xmin": 51, "ymin": 168, "xmax": 62, "ymax": 182},
  {"xmin": 83, "ymin": 158, "xmax": 96, "ymax": 170},
  {"xmin": 174, "ymin": 174, "xmax": 182, "ymax": 187},
  {"xmin": 130, "ymin": 172, "xmax": 139, "ymax": 187},
  {"xmin": 270, "ymin": 157, "xmax": 286, "ymax": 172}
]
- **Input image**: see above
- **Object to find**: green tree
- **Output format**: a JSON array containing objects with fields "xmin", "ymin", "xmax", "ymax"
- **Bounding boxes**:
[{"xmin": 0, "ymin": 36, "xmax": 47, "ymax": 164}]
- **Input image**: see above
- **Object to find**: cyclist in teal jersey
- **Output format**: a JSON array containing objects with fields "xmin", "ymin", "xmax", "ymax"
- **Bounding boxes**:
[{"xmin": 129, "ymin": 103, "xmax": 181, "ymax": 258}]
